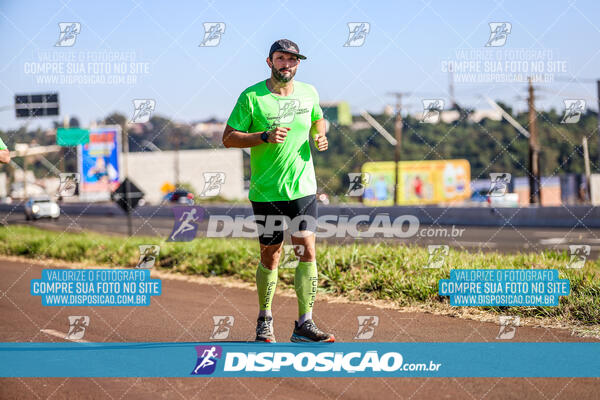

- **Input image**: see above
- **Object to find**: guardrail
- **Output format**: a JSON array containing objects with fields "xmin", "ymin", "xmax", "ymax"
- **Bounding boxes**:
[{"xmin": 2, "ymin": 203, "xmax": 599, "ymax": 228}]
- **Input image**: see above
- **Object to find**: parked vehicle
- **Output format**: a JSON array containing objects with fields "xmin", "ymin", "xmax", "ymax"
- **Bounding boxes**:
[
  {"xmin": 470, "ymin": 190, "xmax": 489, "ymax": 203},
  {"xmin": 24, "ymin": 196, "xmax": 61, "ymax": 220},
  {"xmin": 488, "ymin": 193, "xmax": 519, "ymax": 207},
  {"xmin": 163, "ymin": 189, "xmax": 195, "ymax": 205}
]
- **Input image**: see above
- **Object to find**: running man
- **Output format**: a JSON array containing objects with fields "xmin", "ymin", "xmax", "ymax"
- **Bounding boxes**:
[
  {"xmin": 0, "ymin": 136, "xmax": 10, "ymax": 164},
  {"xmin": 222, "ymin": 39, "xmax": 334, "ymax": 343}
]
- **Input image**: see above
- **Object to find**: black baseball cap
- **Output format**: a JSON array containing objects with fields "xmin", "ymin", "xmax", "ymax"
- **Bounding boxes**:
[{"xmin": 269, "ymin": 39, "xmax": 307, "ymax": 60}]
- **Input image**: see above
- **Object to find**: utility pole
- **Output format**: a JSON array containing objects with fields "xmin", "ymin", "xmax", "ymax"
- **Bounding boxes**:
[
  {"xmin": 60, "ymin": 114, "xmax": 69, "ymax": 173},
  {"xmin": 18, "ymin": 123, "xmax": 30, "ymax": 199},
  {"xmin": 388, "ymin": 92, "xmax": 408, "ymax": 206},
  {"xmin": 448, "ymin": 62, "xmax": 456, "ymax": 110},
  {"xmin": 23, "ymin": 155, "xmax": 28, "ymax": 198},
  {"xmin": 597, "ymin": 80, "xmax": 600, "ymax": 167},
  {"xmin": 583, "ymin": 136, "xmax": 591, "ymax": 202},
  {"xmin": 173, "ymin": 124, "xmax": 181, "ymax": 186},
  {"xmin": 528, "ymin": 77, "xmax": 541, "ymax": 205},
  {"xmin": 122, "ymin": 123, "xmax": 133, "ymax": 236}
]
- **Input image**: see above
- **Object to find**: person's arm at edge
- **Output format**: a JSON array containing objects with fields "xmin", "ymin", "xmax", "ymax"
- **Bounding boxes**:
[{"xmin": 0, "ymin": 149, "xmax": 10, "ymax": 164}]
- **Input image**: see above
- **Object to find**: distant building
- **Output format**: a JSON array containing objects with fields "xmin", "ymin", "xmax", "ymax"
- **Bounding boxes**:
[
  {"xmin": 321, "ymin": 101, "xmax": 352, "ymax": 127},
  {"xmin": 383, "ymin": 105, "xmax": 395, "ymax": 116},
  {"xmin": 414, "ymin": 108, "xmax": 502, "ymax": 123},
  {"xmin": 468, "ymin": 109, "xmax": 503, "ymax": 122},
  {"xmin": 127, "ymin": 148, "xmax": 245, "ymax": 204},
  {"xmin": 513, "ymin": 176, "xmax": 562, "ymax": 206},
  {"xmin": 351, "ymin": 120, "xmax": 371, "ymax": 131},
  {"xmin": 191, "ymin": 118, "xmax": 226, "ymax": 138}
]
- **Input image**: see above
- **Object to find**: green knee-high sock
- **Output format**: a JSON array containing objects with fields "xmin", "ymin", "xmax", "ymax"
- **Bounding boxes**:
[
  {"xmin": 256, "ymin": 263, "xmax": 278, "ymax": 318},
  {"xmin": 295, "ymin": 261, "xmax": 318, "ymax": 325}
]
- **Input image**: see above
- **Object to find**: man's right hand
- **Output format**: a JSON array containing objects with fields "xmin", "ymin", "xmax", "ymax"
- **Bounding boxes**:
[{"xmin": 267, "ymin": 127, "xmax": 290, "ymax": 144}]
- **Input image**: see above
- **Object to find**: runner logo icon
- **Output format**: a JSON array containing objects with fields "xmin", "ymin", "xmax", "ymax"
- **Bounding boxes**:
[
  {"xmin": 130, "ymin": 99, "xmax": 156, "ymax": 123},
  {"xmin": 561, "ymin": 99, "xmax": 586, "ymax": 124},
  {"xmin": 346, "ymin": 173, "xmax": 371, "ymax": 196},
  {"xmin": 136, "ymin": 245, "xmax": 160, "ymax": 269},
  {"xmin": 199, "ymin": 172, "xmax": 226, "ymax": 197},
  {"xmin": 57, "ymin": 173, "xmax": 80, "ymax": 197},
  {"xmin": 199, "ymin": 23, "xmax": 225, "ymax": 47},
  {"xmin": 168, "ymin": 206, "xmax": 204, "ymax": 242},
  {"xmin": 567, "ymin": 245, "xmax": 590, "ymax": 269},
  {"xmin": 191, "ymin": 345, "xmax": 222, "ymax": 375},
  {"xmin": 355, "ymin": 316, "xmax": 379, "ymax": 340},
  {"xmin": 344, "ymin": 22, "xmax": 370, "ymax": 47},
  {"xmin": 420, "ymin": 99, "xmax": 444, "ymax": 124},
  {"xmin": 55, "ymin": 23, "xmax": 81, "ymax": 47},
  {"xmin": 280, "ymin": 244, "xmax": 304, "ymax": 269},
  {"xmin": 210, "ymin": 316, "xmax": 234, "ymax": 340},
  {"xmin": 488, "ymin": 173, "xmax": 511, "ymax": 196},
  {"xmin": 425, "ymin": 245, "xmax": 449, "ymax": 269},
  {"xmin": 273, "ymin": 99, "xmax": 300, "ymax": 125},
  {"xmin": 496, "ymin": 316, "xmax": 520, "ymax": 340},
  {"xmin": 485, "ymin": 22, "xmax": 511, "ymax": 47},
  {"xmin": 66, "ymin": 316, "xmax": 89, "ymax": 340}
]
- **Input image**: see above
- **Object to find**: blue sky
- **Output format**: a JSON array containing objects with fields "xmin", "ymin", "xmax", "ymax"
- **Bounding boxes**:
[{"xmin": 0, "ymin": 0, "xmax": 599, "ymax": 131}]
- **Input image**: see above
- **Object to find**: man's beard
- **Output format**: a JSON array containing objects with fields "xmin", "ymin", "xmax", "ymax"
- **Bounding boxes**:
[{"xmin": 272, "ymin": 65, "xmax": 296, "ymax": 82}]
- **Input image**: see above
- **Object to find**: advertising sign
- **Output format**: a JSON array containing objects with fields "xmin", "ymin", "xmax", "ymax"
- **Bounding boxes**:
[
  {"xmin": 77, "ymin": 126, "xmax": 121, "ymax": 201},
  {"xmin": 362, "ymin": 159, "xmax": 471, "ymax": 206}
]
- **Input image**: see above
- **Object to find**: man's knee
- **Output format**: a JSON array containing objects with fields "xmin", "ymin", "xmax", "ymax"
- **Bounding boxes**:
[
  {"xmin": 260, "ymin": 243, "xmax": 283, "ymax": 269},
  {"xmin": 292, "ymin": 232, "xmax": 316, "ymax": 262},
  {"xmin": 297, "ymin": 245, "xmax": 315, "ymax": 262}
]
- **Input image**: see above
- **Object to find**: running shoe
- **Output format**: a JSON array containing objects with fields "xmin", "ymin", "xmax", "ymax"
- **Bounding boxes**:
[
  {"xmin": 255, "ymin": 316, "xmax": 276, "ymax": 343},
  {"xmin": 290, "ymin": 319, "xmax": 335, "ymax": 342}
]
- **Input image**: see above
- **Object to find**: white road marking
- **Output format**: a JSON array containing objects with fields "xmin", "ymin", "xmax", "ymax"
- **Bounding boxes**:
[
  {"xmin": 40, "ymin": 329, "xmax": 89, "ymax": 343},
  {"xmin": 540, "ymin": 238, "xmax": 600, "ymax": 245},
  {"xmin": 453, "ymin": 241, "xmax": 498, "ymax": 248},
  {"xmin": 539, "ymin": 238, "xmax": 567, "ymax": 245},
  {"xmin": 531, "ymin": 231, "xmax": 593, "ymax": 238}
]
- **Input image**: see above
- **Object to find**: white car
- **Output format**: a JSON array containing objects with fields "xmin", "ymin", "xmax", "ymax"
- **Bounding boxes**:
[
  {"xmin": 24, "ymin": 197, "xmax": 60, "ymax": 220},
  {"xmin": 488, "ymin": 193, "xmax": 520, "ymax": 207}
]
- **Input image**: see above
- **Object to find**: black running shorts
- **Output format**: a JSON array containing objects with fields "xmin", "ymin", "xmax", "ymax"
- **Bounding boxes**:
[{"xmin": 250, "ymin": 194, "xmax": 318, "ymax": 245}]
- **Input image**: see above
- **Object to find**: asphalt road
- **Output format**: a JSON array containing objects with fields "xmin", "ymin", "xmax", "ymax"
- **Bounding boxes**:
[
  {"xmin": 2, "ymin": 209, "xmax": 600, "ymax": 258},
  {"xmin": 1, "ymin": 258, "xmax": 599, "ymax": 399}
]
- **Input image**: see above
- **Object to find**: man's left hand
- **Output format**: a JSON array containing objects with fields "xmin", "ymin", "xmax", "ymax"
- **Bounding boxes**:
[{"xmin": 314, "ymin": 134, "xmax": 328, "ymax": 151}]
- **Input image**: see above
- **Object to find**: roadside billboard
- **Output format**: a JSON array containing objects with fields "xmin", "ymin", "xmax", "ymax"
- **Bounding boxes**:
[
  {"xmin": 362, "ymin": 159, "xmax": 471, "ymax": 206},
  {"xmin": 77, "ymin": 126, "xmax": 122, "ymax": 201}
]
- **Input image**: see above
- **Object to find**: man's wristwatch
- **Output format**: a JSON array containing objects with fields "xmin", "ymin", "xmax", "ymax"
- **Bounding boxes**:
[{"xmin": 260, "ymin": 131, "xmax": 270, "ymax": 143}]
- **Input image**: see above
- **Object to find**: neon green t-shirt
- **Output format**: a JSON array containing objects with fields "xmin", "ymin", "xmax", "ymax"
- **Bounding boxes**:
[
  {"xmin": 0, "ymin": 137, "xmax": 6, "ymax": 150},
  {"xmin": 227, "ymin": 79, "xmax": 324, "ymax": 202}
]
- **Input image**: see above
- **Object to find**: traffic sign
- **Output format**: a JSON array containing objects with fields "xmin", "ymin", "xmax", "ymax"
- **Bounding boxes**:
[
  {"xmin": 57, "ymin": 128, "xmax": 89, "ymax": 146},
  {"xmin": 15, "ymin": 93, "xmax": 59, "ymax": 118},
  {"xmin": 111, "ymin": 178, "xmax": 145, "ymax": 212}
]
